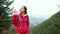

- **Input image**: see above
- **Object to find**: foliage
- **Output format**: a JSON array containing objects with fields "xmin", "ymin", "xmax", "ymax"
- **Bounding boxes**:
[{"xmin": 0, "ymin": 0, "xmax": 14, "ymax": 34}]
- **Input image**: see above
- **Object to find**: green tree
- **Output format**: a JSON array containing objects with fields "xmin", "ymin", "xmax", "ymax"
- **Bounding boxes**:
[{"xmin": 0, "ymin": 0, "xmax": 14, "ymax": 34}]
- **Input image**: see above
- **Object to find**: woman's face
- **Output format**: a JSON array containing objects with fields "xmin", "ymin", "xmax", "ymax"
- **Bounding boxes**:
[{"xmin": 20, "ymin": 6, "xmax": 25, "ymax": 13}]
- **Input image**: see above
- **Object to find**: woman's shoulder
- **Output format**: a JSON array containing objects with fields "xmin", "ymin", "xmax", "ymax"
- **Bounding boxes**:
[
  {"xmin": 25, "ymin": 14, "xmax": 29, "ymax": 17},
  {"xmin": 26, "ymin": 14, "xmax": 29, "ymax": 19}
]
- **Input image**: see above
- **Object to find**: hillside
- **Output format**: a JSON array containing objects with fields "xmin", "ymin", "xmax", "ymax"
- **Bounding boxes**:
[{"xmin": 30, "ymin": 11, "xmax": 60, "ymax": 34}]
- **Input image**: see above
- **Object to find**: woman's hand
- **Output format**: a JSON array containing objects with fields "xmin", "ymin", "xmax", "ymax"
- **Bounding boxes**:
[{"xmin": 13, "ymin": 11, "xmax": 18, "ymax": 15}]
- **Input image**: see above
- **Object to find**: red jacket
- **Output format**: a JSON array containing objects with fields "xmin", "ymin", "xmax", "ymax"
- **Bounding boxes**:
[{"xmin": 12, "ymin": 13, "xmax": 30, "ymax": 34}]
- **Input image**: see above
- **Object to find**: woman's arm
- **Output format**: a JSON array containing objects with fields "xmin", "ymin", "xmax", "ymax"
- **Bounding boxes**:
[{"xmin": 12, "ymin": 12, "xmax": 18, "ymax": 25}]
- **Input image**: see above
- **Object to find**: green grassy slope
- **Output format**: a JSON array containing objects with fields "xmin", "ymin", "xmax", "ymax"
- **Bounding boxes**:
[{"xmin": 30, "ymin": 11, "xmax": 60, "ymax": 34}]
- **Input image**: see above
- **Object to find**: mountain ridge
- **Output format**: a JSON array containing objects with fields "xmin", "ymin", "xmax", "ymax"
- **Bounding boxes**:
[{"xmin": 30, "ymin": 11, "xmax": 60, "ymax": 34}]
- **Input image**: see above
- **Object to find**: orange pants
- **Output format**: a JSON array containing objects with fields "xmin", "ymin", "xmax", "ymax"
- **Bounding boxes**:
[{"xmin": 17, "ymin": 33, "xmax": 28, "ymax": 34}]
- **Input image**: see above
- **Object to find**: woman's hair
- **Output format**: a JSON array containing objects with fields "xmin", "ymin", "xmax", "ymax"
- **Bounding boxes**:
[{"xmin": 23, "ymin": 6, "xmax": 27, "ymax": 14}]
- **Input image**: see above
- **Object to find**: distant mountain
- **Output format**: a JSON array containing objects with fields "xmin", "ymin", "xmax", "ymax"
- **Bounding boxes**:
[
  {"xmin": 31, "ymin": 11, "xmax": 60, "ymax": 34},
  {"xmin": 30, "ymin": 16, "xmax": 45, "ymax": 28}
]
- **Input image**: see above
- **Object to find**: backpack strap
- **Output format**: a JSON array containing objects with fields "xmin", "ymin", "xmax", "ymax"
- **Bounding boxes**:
[
  {"xmin": 26, "ymin": 15, "xmax": 29, "ymax": 26},
  {"xmin": 15, "ymin": 15, "xmax": 21, "ymax": 26},
  {"xmin": 18, "ymin": 15, "xmax": 20, "ymax": 23},
  {"xmin": 17, "ymin": 15, "xmax": 22, "ymax": 29}
]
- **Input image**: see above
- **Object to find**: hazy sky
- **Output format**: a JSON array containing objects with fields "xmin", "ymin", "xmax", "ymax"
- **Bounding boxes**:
[{"xmin": 10, "ymin": 0, "xmax": 60, "ymax": 16}]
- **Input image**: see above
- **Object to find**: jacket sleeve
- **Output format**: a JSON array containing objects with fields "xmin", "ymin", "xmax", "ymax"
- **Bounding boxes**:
[{"xmin": 12, "ymin": 15, "xmax": 18, "ymax": 25}]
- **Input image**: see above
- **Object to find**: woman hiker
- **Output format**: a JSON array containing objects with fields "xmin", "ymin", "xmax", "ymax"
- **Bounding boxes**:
[{"xmin": 12, "ymin": 6, "xmax": 30, "ymax": 34}]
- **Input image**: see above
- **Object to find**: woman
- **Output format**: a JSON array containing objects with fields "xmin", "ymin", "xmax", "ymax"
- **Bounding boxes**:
[{"xmin": 12, "ymin": 6, "xmax": 30, "ymax": 34}]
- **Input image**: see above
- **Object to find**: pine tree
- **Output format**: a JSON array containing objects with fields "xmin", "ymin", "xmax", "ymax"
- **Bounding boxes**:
[{"xmin": 0, "ymin": 0, "xmax": 14, "ymax": 34}]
